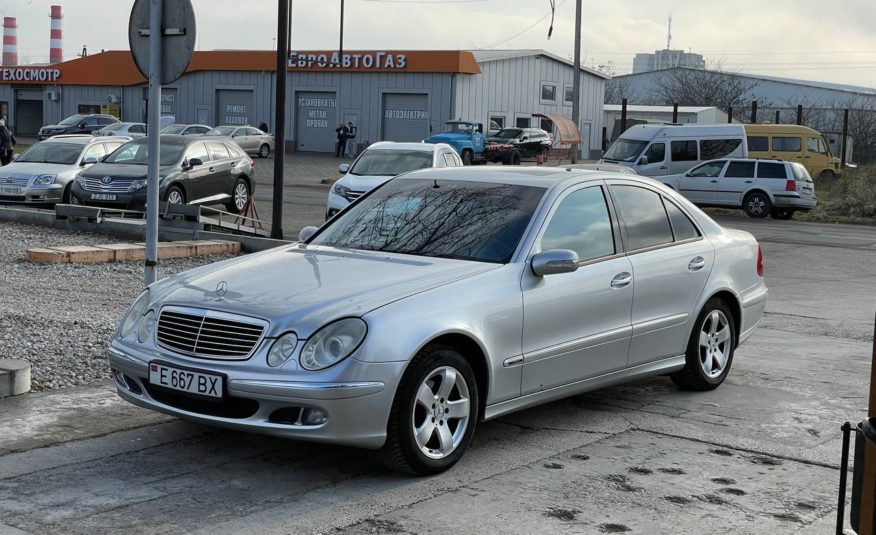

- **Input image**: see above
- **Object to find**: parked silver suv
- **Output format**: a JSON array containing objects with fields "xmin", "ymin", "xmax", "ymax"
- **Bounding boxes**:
[{"xmin": 660, "ymin": 158, "xmax": 816, "ymax": 219}]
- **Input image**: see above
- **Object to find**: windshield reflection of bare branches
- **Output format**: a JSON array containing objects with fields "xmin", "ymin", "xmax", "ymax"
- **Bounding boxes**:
[{"xmin": 314, "ymin": 180, "xmax": 544, "ymax": 263}]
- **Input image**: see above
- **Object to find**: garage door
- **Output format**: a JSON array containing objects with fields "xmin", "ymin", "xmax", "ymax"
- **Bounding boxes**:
[
  {"xmin": 382, "ymin": 93, "xmax": 429, "ymax": 142},
  {"xmin": 216, "ymin": 89, "xmax": 254, "ymax": 127},
  {"xmin": 15, "ymin": 89, "xmax": 43, "ymax": 136},
  {"xmin": 295, "ymin": 92, "xmax": 337, "ymax": 152}
]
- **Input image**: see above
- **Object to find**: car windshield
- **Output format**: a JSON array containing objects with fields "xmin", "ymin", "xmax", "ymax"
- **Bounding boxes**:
[
  {"xmin": 58, "ymin": 115, "xmax": 85, "ymax": 126},
  {"xmin": 162, "ymin": 124, "xmax": 186, "ymax": 134},
  {"xmin": 349, "ymin": 150, "xmax": 433, "ymax": 176},
  {"xmin": 603, "ymin": 138, "xmax": 648, "ymax": 162},
  {"xmin": 310, "ymin": 178, "xmax": 545, "ymax": 263},
  {"xmin": 443, "ymin": 122, "xmax": 475, "ymax": 134},
  {"xmin": 493, "ymin": 128, "xmax": 523, "ymax": 139},
  {"xmin": 16, "ymin": 142, "xmax": 83, "ymax": 165},
  {"xmin": 206, "ymin": 127, "xmax": 235, "ymax": 136},
  {"xmin": 100, "ymin": 123, "xmax": 125, "ymax": 132},
  {"xmin": 102, "ymin": 140, "xmax": 185, "ymax": 166}
]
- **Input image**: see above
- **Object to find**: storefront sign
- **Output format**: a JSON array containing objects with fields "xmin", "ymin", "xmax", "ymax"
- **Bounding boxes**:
[
  {"xmin": 160, "ymin": 89, "xmax": 178, "ymax": 120},
  {"xmin": 224, "ymin": 104, "xmax": 248, "ymax": 125},
  {"xmin": 289, "ymin": 51, "xmax": 407, "ymax": 70},
  {"xmin": 384, "ymin": 109, "xmax": 428, "ymax": 120},
  {"xmin": 298, "ymin": 97, "xmax": 335, "ymax": 129},
  {"xmin": 0, "ymin": 67, "xmax": 61, "ymax": 82}
]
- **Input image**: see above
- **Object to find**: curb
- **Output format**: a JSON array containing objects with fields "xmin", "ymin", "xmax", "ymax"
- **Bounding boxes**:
[
  {"xmin": 26, "ymin": 240, "xmax": 241, "ymax": 264},
  {"xmin": 0, "ymin": 359, "xmax": 31, "ymax": 397}
]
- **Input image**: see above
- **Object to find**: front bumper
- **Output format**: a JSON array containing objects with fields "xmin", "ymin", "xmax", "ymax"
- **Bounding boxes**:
[
  {"xmin": 70, "ymin": 181, "xmax": 151, "ymax": 210},
  {"xmin": 108, "ymin": 345, "xmax": 404, "ymax": 449},
  {"xmin": 326, "ymin": 191, "xmax": 350, "ymax": 219},
  {"xmin": 0, "ymin": 184, "xmax": 64, "ymax": 204}
]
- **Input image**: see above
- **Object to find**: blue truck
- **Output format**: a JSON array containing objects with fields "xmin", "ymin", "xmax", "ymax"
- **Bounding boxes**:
[{"xmin": 425, "ymin": 120, "xmax": 522, "ymax": 166}]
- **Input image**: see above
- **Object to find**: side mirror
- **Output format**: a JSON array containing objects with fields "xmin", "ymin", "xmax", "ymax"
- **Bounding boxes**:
[
  {"xmin": 531, "ymin": 249, "xmax": 579, "ymax": 277},
  {"xmin": 81, "ymin": 156, "xmax": 98, "ymax": 166},
  {"xmin": 338, "ymin": 163, "xmax": 350, "ymax": 174},
  {"xmin": 520, "ymin": 136, "xmax": 528, "ymax": 141},
  {"xmin": 298, "ymin": 225, "xmax": 319, "ymax": 242},
  {"xmin": 188, "ymin": 158, "xmax": 203, "ymax": 167},
  {"xmin": 637, "ymin": 155, "xmax": 649, "ymax": 165}
]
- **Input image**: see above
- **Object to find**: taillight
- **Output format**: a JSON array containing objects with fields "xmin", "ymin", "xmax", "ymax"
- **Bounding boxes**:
[
  {"xmin": 756, "ymin": 246, "xmax": 764, "ymax": 277},
  {"xmin": 785, "ymin": 180, "xmax": 796, "ymax": 192}
]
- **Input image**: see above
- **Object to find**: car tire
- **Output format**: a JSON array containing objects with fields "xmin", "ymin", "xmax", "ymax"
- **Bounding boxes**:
[
  {"xmin": 380, "ymin": 344, "xmax": 479, "ymax": 476},
  {"xmin": 671, "ymin": 298, "xmax": 736, "ymax": 391},
  {"xmin": 771, "ymin": 208, "xmax": 794, "ymax": 220},
  {"xmin": 164, "ymin": 185, "xmax": 186, "ymax": 205},
  {"xmin": 461, "ymin": 150, "xmax": 473, "ymax": 166},
  {"xmin": 61, "ymin": 183, "xmax": 72, "ymax": 204},
  {"xmin": 259, "ymin": 144, "xmax": 270, "ymax": 158},
  {"xmin": 69, "ymin": 192, "xmax": 82, "ymax": 205},
  {"xmin": 226, "ymin": 178, "xmax": 249, "ymax": 214},
  {"xmin": 819, "ymin": 169, "xmax": 837, "ymax": 180},
  {"xmin": 510, "ymin": 150, "xmax": 521, "ymax": 165},
  {"xmin": 743, "ymin": 191, "xmax": 770, "ymax": 218}
]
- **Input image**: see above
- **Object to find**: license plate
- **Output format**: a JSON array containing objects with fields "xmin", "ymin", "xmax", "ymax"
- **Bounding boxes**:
[
  {"xmin": 0, "ymin": 186, "xmax": 22, "ymax": 195},
  {"xmin": 91, "ymin": 193, "xmax": 117, "ymax": 201},
  {"xmin": 149, "ymin": 362, "xmax": 223, "ymax": 398}
]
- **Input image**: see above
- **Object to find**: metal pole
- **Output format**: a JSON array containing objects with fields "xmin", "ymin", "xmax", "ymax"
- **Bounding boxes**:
[
  {"xmin": 837, "ymin": 422, "xmax": 851, "ymax": 535},
  {"xmin": 840, "ymin": 108, "xmax": 849, "ymax": 172},
  {"xmin": 672, "ymin": 103, "xmax": 678, "ymax": 123},
  {"xmin": 620, "ymin": 98, "xmax": 627, "ymax": 134},
  {"xmin": 796, "ymin": 104, "xmax": 803, "ymax": 125},
  {"xmin": 727, "ymin": 106, "xmax": 733, "ymax": 123},
  {"xmin": 750, "ymin": 100, "xmax": 757, "ymax": 124},
  {"xmin": 339, "ymin": 0, "xmax": 344, "ymax": 60},
  {"xmin": 144, "ymin": 0, "xmax": 162, "ymax": 285},
  {"xmin": 271, "ymin": 0, "xmax": 288, "ymax": 240},
  {"xmin": 570, "ymin": 0, "xmax": 581, "ymax": 163},
  {"xmin": 775, "ymin": 110, "xmax": 780, "ymax": 124}
]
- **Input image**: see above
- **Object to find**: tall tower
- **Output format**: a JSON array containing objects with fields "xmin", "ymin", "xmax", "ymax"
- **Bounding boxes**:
[
  {"xmin": 666, "ymin": 13, "xmax": 672, "ymax": 50},
  {"xmin": 2, "ymin": 17, "xmax": 17, "ymax": 66},
  {"xmin": 49, "ymin": 5, "xmax": 63, "ymax": 64}
]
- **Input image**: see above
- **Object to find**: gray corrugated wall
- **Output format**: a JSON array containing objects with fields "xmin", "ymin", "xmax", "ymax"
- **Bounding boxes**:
[{"xmin": 453, "ymin": 55, "xmax": 605, "ymax": 158}]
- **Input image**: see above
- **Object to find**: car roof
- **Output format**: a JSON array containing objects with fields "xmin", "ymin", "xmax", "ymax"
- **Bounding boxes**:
[
  {"xmin": 128, "ymin": 134, "xmax": 206, "ymax": 145},
  {"xmin": 701, "ymin": 158, "xmax": 790, "ymax": 164},
  {"xmin": 40, "ymin": 135, "xmax": 129, "ymax": 145},
  {"xmin": 368, "ymin": 141, "xmax": 446, "ymax": 153},
  {"xmin": 397, "ymin": 166, "xmax": 610, "ymax": 188}
]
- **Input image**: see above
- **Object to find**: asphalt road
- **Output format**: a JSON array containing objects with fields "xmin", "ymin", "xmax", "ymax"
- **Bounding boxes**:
[{"xmin": 0, "ymin": 215, "xmax": 873, "ymax": 534}]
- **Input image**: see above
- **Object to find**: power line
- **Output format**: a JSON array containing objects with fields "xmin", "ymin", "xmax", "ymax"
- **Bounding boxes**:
[{"xmin": 487, "ymin": 0, "xmax": 568, "ymax": 48}]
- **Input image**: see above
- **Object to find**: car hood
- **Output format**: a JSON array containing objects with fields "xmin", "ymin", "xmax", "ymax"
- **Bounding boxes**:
[
  {"xmin": 79, "ymin": 163, "xmax": 172, "ymax": 180},
  {"xmin": 0, "ymin": 161, "xmax": 78, "ymax": 178},
  {"xmin": 337, "ymin": 173, "xmax": 398, "ymax": 191},
  {"xmin": 153, "ymin": 245, "xmax": 499, "ymax": 337},
  {"xmin": 40, "ymin": 124, "xmax": 70, "ymax": 131},
  {"xmin": 428, "ymin": 133, "xmax": 469, "ymax": 143}
]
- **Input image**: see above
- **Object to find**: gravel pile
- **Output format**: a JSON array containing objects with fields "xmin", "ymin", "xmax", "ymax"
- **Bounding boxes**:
[{"xmin": 0, "ymin": 221, "xmax": 237, "ymax": 391}]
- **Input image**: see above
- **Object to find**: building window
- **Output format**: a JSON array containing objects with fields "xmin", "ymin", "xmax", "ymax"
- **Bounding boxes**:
[
  {"xmin": 489, "ymin": 115, "xmax": 505, "ymax": 130},
  {"xmin": 541, "ymin": 83, "xmax": 556, "ymax": 102},
  {"xmin": 515, "ymin": 116, "xmax": 531, "ymax": 128},
  {"xmin": 540, "ymin": 117, "xmax": 553, "ymax": 133},
  {"xmin": 564, "ymin": 85, "xmax": 573, "ymax": 104},
  {"xmin": 78, "ymin": 104, "xmax": 102, "ymax": 115}
]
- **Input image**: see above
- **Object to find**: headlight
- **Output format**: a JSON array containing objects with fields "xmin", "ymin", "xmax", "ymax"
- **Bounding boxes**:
[
  {"xmin": 137, "ymin": 310, "xmax": 156, "ymax": 343},
  {"xmin": 332, "ymin": 183, "xmax": 350, "ymax": 197},
  {"xmin": 130, "ymin": 179, "xmax": 147, "ymax": 191},
  {"xmin": 267, "ymin": 332, "xmax": 299, "ymax": 367},
  {"xmin": 116, "ymin": 290, "xmax": 149, "ymax": 339},
  {"xmin": 300, "ymin": 318, "xmax": 367, "ymax": 371},
  {"xmin": 34, "ymin": 174, "xmax": 57, "ymax": 185}
]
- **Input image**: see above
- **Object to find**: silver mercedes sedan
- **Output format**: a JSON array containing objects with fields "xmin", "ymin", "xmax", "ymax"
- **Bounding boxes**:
[{"xmin": 108, "ymin": 167, "xmax": 768, "ymax": 475}]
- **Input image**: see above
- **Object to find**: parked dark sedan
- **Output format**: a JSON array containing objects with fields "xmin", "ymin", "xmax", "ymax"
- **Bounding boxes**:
[
  {"xmin": 70, "ymin": 135, "xmax": 255, "ymax": 213},
  {"xmin": 38, "ymin": 114, "xmax": 120, "ymax": 140},
  {"xmin": 487, "ymin": 128, "xmax": 552, "ymax": 157}
]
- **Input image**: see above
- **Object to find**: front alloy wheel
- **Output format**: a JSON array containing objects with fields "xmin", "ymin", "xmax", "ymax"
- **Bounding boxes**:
[
  {"xmin": 412, "ymin": 366, "xmax": 471, "ymax": 459},
  {"xmin": 165, "ymin": 187, "xmax": 185, "ymax": 205}
]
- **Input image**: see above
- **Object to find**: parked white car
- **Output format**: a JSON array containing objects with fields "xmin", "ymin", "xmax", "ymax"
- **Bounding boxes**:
[
  {"xmin": 659, "ymin": 158, "xmax": 817, "ymax": 219},
  {"xmin": 95, "ymin": 122, "xmax": 147, "ymax": 138},
  {"xmin": 326, "ymin": 141, "xmax": 461, "ymax": 219}
]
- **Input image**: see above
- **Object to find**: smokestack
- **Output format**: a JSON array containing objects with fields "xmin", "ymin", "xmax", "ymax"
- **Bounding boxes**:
[
  {"xmin": 50, "ymin": 5, "xmax": 63, "ymax": 64},
  {"xmin": 2, "ymin": 17, "xmax": 17, "ymax": 66}
]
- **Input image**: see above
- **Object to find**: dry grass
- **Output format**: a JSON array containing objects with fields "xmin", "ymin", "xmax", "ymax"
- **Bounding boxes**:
[{"xmin": 796, "ymin": 166, "xmax": 876, "ymax": 224}]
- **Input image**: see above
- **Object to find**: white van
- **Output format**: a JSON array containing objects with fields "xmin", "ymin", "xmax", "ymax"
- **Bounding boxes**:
[{"xmin": 599, "ymin": 124, "xmax": 747, "ymax": 177}]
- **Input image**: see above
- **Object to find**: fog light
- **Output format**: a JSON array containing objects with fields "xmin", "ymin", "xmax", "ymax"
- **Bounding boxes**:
[
  {"xmin": 112, "ymin": 369, "xmax": 127, "ymax": 389},
  {"xmin": 301, "ymin": 408, "xmax": 327, "ymax": 426}
]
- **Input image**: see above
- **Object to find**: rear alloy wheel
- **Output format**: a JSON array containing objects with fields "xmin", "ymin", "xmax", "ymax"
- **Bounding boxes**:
[
  {"xmin": 771, "ymin": 208, "xmax": 794, "ymax": 220},
  {"xmin": 165, "ymin": 186, "xmax": 186, "ymax": 205},
  {"xmin": 671, "ymin": 298, "xmax": 736, "ymax": 391},
  {"xmin": 743, "ymin": 191, "xmax": 770, "ymax": 218},
  {"xmin": 380, "ymin": 345, "xmax": 478, "ymax": 475},
  {"xmin": 259, "ymin": 144, "xmax": 270, "ymax": 158},
  {"xmin": 226, "ymin": 178, "xmax": 249, "ymax": 214}
]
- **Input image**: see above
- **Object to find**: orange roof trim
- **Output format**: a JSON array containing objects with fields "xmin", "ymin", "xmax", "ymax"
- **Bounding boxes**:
[{"xmin": 1, "ymin": 50, "xmax": 480, "ymax": 86}]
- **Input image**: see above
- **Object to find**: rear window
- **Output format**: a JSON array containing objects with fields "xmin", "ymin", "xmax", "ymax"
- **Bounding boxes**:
[
  {"xmin": 664, "ymin": 201, "xmax": 700, "ymax": 242},
  {"xmin": 670, "ymin": 140, "xmax": 698, "ymax": 162},
  {"xmin": 791, "ymin": 163, "xmax": 812, "ymax": 181},
  {"xmin": 610, "ymin": 185, "xmax": 674, "ymax": 250},
  {"xmin": 725, "ymin": 161, "xmax": 756, "ymax": 178},
  {"xmin": 756, "ymin": 162, "xmax": 787, "ymax": 179},
  {"xmin": 747, "ymin": 136, "xmax": 769, "ymax": 152},
  {"xmin": 772, "ymin": 136, "xmax": 801, "ymax": 152},
  {"xmin": 700, "ymin": 139, "xmax": 742, "ymax": 160}
]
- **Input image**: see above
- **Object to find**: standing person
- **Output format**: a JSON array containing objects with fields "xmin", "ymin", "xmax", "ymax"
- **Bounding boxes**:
[
  {"xmin": 0, "ymin": 120, "xmax": 12, "ymax": 166},
  {"xmin": 334, "ymin": 122, "xmax": 349, "ymax": 158},
  {"xmin": 258, "ymin": 120, "xmax": 269, "ymax": 133},
  {"xmin": 345, "ymin": 121, "xmax": 357, "ymax": 157}
]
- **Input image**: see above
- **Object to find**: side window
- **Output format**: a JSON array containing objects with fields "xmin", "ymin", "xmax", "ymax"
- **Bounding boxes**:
[
  {"xmin": 224, "ymin": 142, "xmax": 244, "ymax": 158},
  {"xmin": 82, "ymin": 117, "xmax": 99, "ymax": 127},
  {"xmin": 747, "ymin": 136, "xmax": 769, "ymax": 152},
  {"xmin": 610, "ymin": 185, "xmax": 674, "ymax": 250},
  {"xmin": 772, "ymin": 136, "xmax": 801, "ymax": 152},
  {"xmin": 104, "ymin": 142, "xmax": 124, "ymax": 154},
  {"xmin": 185, "ymin": 142, "xmax": 210, "ymax": 163},
  {"xmin": 700, "ymin": 139, "xmax": 742, "ymax": 160},
  {"xmin": 246, "ymin": 127, "xmax": 262, "ymax": 136},
  {"xmin": 644, "ymin": 143, "xmax": 665, "ymax": 163},
  {"xmin": 129, "ymin": 124, "xmax": 145, "ymax": 134},
  {"xmin": 756, "ymin": 162, "xmax": 787, "ymax": 179},
  {"xmin": 98, "ymin": 118, "xmax": 115, "ymax": 126},
  {"xmin": 541, "ymin": 186, "xmax": 615, "ymax": 263},
  {"xmin": 806, "ymin": 137, "xmax": 827, "ymax": 154},
  {"xmin": 231, "ymin": 128, "xmax": 244, "ymax": 138},
  {"xmin": 688, "ymin": 161, "xmax": 726, "ymax": 177},
  {"xmin": 670, "ymin": 140, "xmax": 698, "ymax": 162},
  {"xmin": 664, "ymin": 200, "xmax": 700, "ymax": 241},
  {"xmin": 725, "ymin": 161, "xmax": 756, "ymax": 178},
  {"xmin": 206, "ymin": 141, "xmax": 230, "ymax": 160},
  {"xmin": 82, "ymin": 144, "xmax": 106, "ymax": 162}
]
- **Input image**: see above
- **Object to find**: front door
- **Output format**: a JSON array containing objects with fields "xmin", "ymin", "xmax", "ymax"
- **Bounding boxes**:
[
  {"xmin": 522, "ymin": 184, "xmax": 633, "ymax": 395},
  {"xmin": 182, "ymin": 142, "xmax": 212, "ymax": 201},
  {"xmin": 607, "ymin": 182, "xmax": 713, "ymax": 366},
  {"xmin": 637, "ymin": 142, "xmax": 668, "ymax": 176},
  {"xmin": 204, "ymin": 141, "xmax": 235, "ymax": 202},
  {"xmin": 677, "ymin": 160, "xmax": 726, "ymax": 204}
]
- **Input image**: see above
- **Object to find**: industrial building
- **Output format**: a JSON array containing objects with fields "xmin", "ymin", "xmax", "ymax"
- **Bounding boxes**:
[
  {"xmin": 0, "ymin": 48, "xmax": 607, "ymax": 158},
  {"xmin": 603, "ymin": 104, "xmax": 732, "ymax": 141}
]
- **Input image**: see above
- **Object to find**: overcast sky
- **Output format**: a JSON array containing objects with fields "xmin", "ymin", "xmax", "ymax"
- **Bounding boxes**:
[{"xmin": 3, "ymin": 0, "xmax": 876, "ymax": 87}]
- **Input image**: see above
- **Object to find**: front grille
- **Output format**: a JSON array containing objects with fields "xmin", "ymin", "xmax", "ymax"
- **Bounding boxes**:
[
  {"xmin": 145, "ymin": 384, "xmax": 259, "ymax": 418},
  {"xmin": 81, "ymin": 176, "xmax": 137, "ymax": 193},
  {"xmin": 157, "ymin": 307, "xmax": 266, "ymax": 360},
  {"xmin": 0, "ymin": 176, "xmax": 31, "ymax": 187},
  {"xmin": 344, "ymin": 190, "xmax": 365, "ymax": 202}
]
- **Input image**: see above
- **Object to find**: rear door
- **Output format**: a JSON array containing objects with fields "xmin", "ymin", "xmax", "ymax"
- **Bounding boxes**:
[
  {"xmin": 607, "ymin": 181, "xmax": 713, "ymax": 366},
  {"xmin": 669, "ymin": 140, "xmax": 699, "ymax": 174},
  {"xmin": 677, "ymin": 160, "xmax": 726, "ymax": 204},
  {"xmin": 716, "ymin": 160, "xmax": 756, "ymax": 206}
]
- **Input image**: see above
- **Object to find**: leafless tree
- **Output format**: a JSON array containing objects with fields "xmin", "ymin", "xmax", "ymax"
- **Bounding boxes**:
[{"xmin": 643, "ymin": 63, "xmax": 757, "ymax": 121}]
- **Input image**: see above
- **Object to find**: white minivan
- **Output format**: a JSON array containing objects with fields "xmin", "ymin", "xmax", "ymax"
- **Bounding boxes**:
[{"xmin": 599, "ymin": 124, "xmax": 747, "ymax": 176}]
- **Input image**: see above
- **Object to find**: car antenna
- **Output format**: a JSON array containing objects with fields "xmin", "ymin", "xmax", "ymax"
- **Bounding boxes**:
[{"xmin": 432, "ymin": 179, "xmax": 440, "ymax": 189}]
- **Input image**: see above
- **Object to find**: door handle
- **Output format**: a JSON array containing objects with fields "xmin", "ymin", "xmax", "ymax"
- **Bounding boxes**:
[
  {"xmin": 659, "ymin": 166, "xmax": 667, "ymax": 169},
  {"xmin": 745, "ymin": 180, "xmax": 753, "ymax": 183},
  {"xmin": 610, "ymin": 272, "xmax": 632, "ymax": 289},
  {"xmin": 208, "ymin": 167, "xmax": 215, "ymax": 172},
  {"xmin": 688, "ymin": 256, "xmax": 706, "ymax": 271},
  {"xmin": 710, "ymin": 180, "xmax": 718, "ymax": 183}
]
